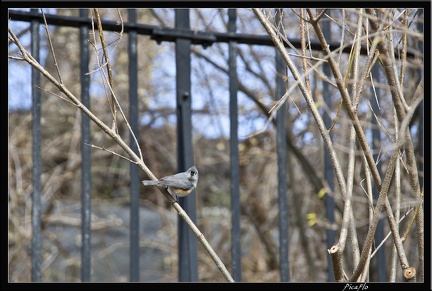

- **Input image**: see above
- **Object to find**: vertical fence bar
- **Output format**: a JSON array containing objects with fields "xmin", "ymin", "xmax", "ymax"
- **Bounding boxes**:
[
  {"xmin": 79, "ymin": 8, "xmax": 92, "ymax": 283},
  {"xmin": 321, "ymin": 13, "xmax": 336, "ymax": 282},
  {"xmin": 228, "ymin": 8, "xmax": 242, "ymax": 282},
  {"xmin": 175, "ymin": 8, "xmax": 198, "ymax": 282},
  {"xmin": 128, "ymin": 8, "xmax": 140, "ymax": 282},
  {"xmin": 30, "ymin": 8, "xmax": 42, "ymax": 283},
  {"xmin": 275, "ymin": 9, "xmax": 290, "ymax": 283},
  {"xmin": 370, "ymin": 65, "xmax": 386, "ymax": 281}
]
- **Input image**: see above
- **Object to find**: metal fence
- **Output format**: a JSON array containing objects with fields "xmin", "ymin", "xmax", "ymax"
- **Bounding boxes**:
[{"xmin": 8, "ymin": 8, "xmax": 423, "ymax": 283}]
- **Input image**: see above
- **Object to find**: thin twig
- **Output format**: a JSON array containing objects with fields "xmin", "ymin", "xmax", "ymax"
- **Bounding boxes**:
[
  {"xmin": 387, "ymin": 18, "xmax": 410, "ymax": 111},
  {"xmin": 399, "ymin": 9, "xmax": 408, "ymax": 86},
  {"xmin": 85, "ymin": 143, "xmax": 138, "ymax": 164},
  {"xmin": 337, "ymin": 10, "xmax": 346, "ymax": 66},
  {"xmin": 41, "ymin": 9, "xmax": 63, "ymax": 84},
  {"xmin": 300, "ymin": 9, "xmax": 311, "ymax": 95},
  {"xmin": 94, "ymin": 8, "xmax": 118, "ymax": 133},
  {"xmin": 8, "ymin": 56, "xmax": 25, "ymax": 61},
  {"xmin": 356, "ymin": 35, "xmax": 380, "ymax": 110},
  {"xmin": 360, "ymin": 153, "xmax": 373, "ymax": 281},
  {"xmin": 35, "ymin": 85, "xmax": 76, "ymax": 106},
  {"xmin": 390, "ymin": 107, "xmax": 401, "ymax": 281},
  {"xmin": 87, "ymin": 13, "xmax": 144, "ymax": 161},
  {"xmin": 370, "ymin": 207, "xmax": 414, "ymax": 258}
]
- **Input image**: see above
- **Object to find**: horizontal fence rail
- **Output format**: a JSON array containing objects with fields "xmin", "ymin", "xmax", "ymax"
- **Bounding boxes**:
[{"xmin": 9, "ymin": 10, "xmax": 418, "ymax": 58}]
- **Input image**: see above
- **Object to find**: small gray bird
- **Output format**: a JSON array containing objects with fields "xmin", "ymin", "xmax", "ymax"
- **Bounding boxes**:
[{"xmin": 142, "ymin": 166, "xmax": 199, "ymax": 199}]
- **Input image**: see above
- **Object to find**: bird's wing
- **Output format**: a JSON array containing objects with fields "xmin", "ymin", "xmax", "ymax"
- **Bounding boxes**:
[{"xmin": 159, "ymin": 174, "xmax": 192, "ymax": 190}]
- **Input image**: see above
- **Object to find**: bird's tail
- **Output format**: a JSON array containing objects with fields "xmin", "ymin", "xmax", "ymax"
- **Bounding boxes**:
[{"xmin": 142, "ymin": 180, "xmax": 159, "ymax": 186}]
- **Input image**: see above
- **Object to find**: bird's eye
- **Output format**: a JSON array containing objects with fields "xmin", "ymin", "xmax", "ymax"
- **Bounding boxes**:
[{"xmin": 191, "ymin": 171, "xmax": 196, "ymax": 176}]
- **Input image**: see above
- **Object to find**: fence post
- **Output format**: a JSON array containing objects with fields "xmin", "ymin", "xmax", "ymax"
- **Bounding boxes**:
[
  {"xmin": 175, "ymin": 8, "xmax": 199, "ymax": 282},
  {"xmin": 228, "ymin": 8, "xmax": 242, "ymax": 282},
  {"xmin": 30, "ymin": 8, "xmax": 42, "ymax": 283},
  {"xmin": 128, "ymin": 8, "xmax": 140, "ymax": 282},
  {"xmin": 275, "ymin": 9, "xmax": 290, "ymax": 283},
  {"xmin": 79, "ymin": 8, "xmax": 92, "ymax": 283},
  {"xmin": 322, "ymin": 12, "xmax": 336, "ymax": 282}
]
